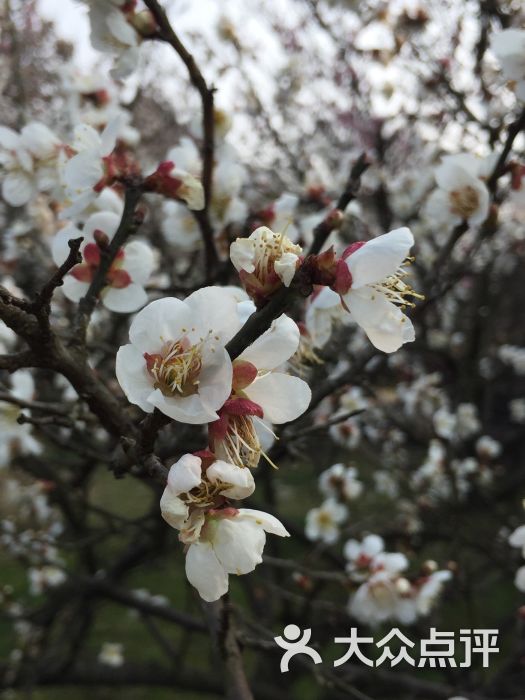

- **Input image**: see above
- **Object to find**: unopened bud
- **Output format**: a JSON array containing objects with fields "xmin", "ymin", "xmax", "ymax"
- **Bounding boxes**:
[
  {"xmin": 396, "ymin": 577, "xmax": 412, "ymax": 595},
  {"xmin": 129, "ymin": 10, "xmax": 158, "ymax": 37},
  {"xmin": 93, "ymin": 229, "xmax": 110, "ymax": 249},
  {"xmin": 292, "ymin": 572, "xmax": 313, "ymax": 591},
  {"xmin": 421, "ymin": 559, "xmax": 438, "ymax": 575}
]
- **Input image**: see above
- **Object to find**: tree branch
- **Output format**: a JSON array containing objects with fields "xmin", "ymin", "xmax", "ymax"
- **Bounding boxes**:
[{"xmin": 144, "ymin": 0, "xmax": 218, "ymax": 276}]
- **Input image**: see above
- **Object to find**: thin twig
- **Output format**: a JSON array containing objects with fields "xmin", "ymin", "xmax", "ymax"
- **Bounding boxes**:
[{"xmin": 144, "ymin": 0, "xmax": 218, "ymax": 276}]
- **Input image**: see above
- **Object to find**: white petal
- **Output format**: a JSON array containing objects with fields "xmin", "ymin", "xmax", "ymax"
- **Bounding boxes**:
[
  {"xmin": 197, "ymin": 345, "xmax": 233, "ymax": 414},
  {"xmin": 122, "ymin": 240, "xmax": 156, "ymax": 284},
  {"xmin": 346, "ymin": 287, "xmax": 389, "ymax": 326},
  {"xmin": 83, "ymin": 211, "xmax": 121, "ymax": 241},
  {"xmin": 2, "ymin": 171, "xmax": 34, "ymax": 206},
  {"xmin": 21, "ymin": 122, "xmax": 60, "ymax": 159},
  {"xmin": 0, "ymin": 126, "xmax": 21, "ymax": 150},
  {"xmin": 167, "ymin": 454, "xmax": 202, "ymax": 495},
  {"xmin": 515, "ymin": 566, "xmax": 525, "ymax": 593},
  {"xmin": 206, "ymin": 460, "xmax": 255, "ymax": 499},
  {"xmin": 364, "ymin": 306, "xmax": 415, "ymax": 353},
  {"xmin": 102, "ymin": 284, "xmax": 148, "ymax": 313},
  {"xmin": 64, "ymin": 151, "xmax": 103, "ymax": 189},
  {"xmin": 100, "ymin": 115, "xmax": 124, "ymax": 155},
  {"xmin": 244, "ymin": 372, "xmax": 311, "ymax": 424},
  {"xmin": 175, "ymin": 170, "xmax": 205, "ymax": 210},
  {"xmin": 128, "ymin": 297, "xmax": 193, "ymax": 353},
  {"xmin": 61, "ymin": 276, "xmax": 90, "ymax": 303},
  {"xmin": 230, "ymin": 238, "xmax": 256, "ymax": 273},
  {"xmin": 147, "ymin": 389, "xmax": 219, "ymax": 424},
  {"xmin": 185, "ymin": 287, "xmax": 242, "ymax": 344},
  {"xmin": 424, "ymin": 188, "xmax": 460, "ymax": 226},
  {"xmin": 438, "ymin": 153, "xmax": 480, "ymax": 180},
  {"xmin": 274, "ymin": 252, "xmax": 299, "ymax": 286},
  {"xmin": 509, "ymin": 525, "xmax": 525, "ymax": 549},
  {"xmin": 376, "ymin": 552, "xmax": 408, "ymax": 573},
  {"xmin": 115, "ymin": 343, "xmax": 154, "ymax": 413},
  {"xmin": 239, "ymin": 314, "xmax": 300, "ymax": 370},
  {"xmin": 106, "ymin": 9, "xmax": 138, "ymax": 47},
  {"xmin": 36, "ymin": 165, "xmax": 59, "ymax": 192},
  {"xmin": 362, "ymin": 534, "xmax": 384, "ymax": 557},
  {"xmin": 94, "ymin": 188, "xmax": 124, "ymax": 215},
  {"xmin": 111, "ymin": 47, "xmax": 140, "ymax": 79},
  {"xmin": 185, "ymin": 543, "xmax": 229, "ymax": 602},
  {"xmin": 73, "ymin": 123, "xmax": 101, "ymax": 152},
  {"xmin": 167, "ymin": 137, "xmax": 201, "ymax": 175},
  {"xmin": 212, "ymin": 518, "xmax": 266, "ymax": 575},
  {"xmin": 236, "ymin": 509, "xmax": 290, "ymax": 537},
  {"xmin": 159, "ymin": 489, "xmax": 189, "ymax": 530},
  {"xmin": 435, "ymin": 160, "xmax": 477, "ymax": 191},
  {"xmin": 346, "ymin": 228, "xmax": 414, "ymax": 288},
  {"xmin": 51, "ymin": 224, "xmax": 83, "ymax": 266},
  {"xmin": 466, "ymin": 181, "xmax": 490, "ymax": 224},
  {"xmin": 60, "ymin": 190, "xmax": 96, "ymax": 219}
]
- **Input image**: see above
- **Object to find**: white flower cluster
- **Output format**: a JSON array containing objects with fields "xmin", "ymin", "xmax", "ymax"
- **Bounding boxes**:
[
  {"xmin": 114, "ymin": 288, "xmax": 313, "ymax": 600},
  {"xmin": 499, "ymin": 345, "xmax": 525, "ymax": 376},
  {"xmin": 305, "ymin": 463, "xmax": 363, "ymax": 544},
  {"xmin": 344, "ymin": 535, "xmax": 451, "ymax": 626}
]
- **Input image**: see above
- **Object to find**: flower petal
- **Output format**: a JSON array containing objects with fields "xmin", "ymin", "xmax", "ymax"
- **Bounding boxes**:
[
  {"xmin": 115, "ymin": 343, "xmax": 154, "ymax": 413},
  {"xmin": 212, "ymin": 518, "xmax": 266, "ymax": 575},
  {"xmin": 239, "ymin": 314, "xmax": 300, "ymax": 371},
  {"xmin": 147, "ymin": 389, "xmax": 220, "ymax": 424},
  {"xmin": 122, "ymin": 240, "xmax": 156, "ymax": 284},
  {"xmin": 2, "ymin": 171, "xmax": 34, "ymax": 206},
  {"xmin": 206, "ymin": 460, "xmax": 255, "ymax": 499},
  {"xmin": 128, "ymin": 297, "xmax": 193, "ymax": 353},
  {"xmin": 244, "ymin": 372, "xmax": 311, "ymax": 424},
  {"xmin": 167, "ymin": 454, "xmax": 203, "ymax": 494},
  {"xmin": 185, "ymin": 287, "xmax": 242, "ymax": 344},
  {"xmin": 103, "ymin": 284, "xmax": 148, "ymax": 313},
  {"xmin": 185, "ymin": 542, "xmax": 229, "ymax": 602},
  {"xmin": 346, "ymin": 228, "xmax": 414, "ymax": 288},
  {"xmin": 160, "ymin": 489, "xmax": 189, "ymax": 530},
  {"xmin": 236, "ymin": 509, "xmax": 290, "ymax": 537}
]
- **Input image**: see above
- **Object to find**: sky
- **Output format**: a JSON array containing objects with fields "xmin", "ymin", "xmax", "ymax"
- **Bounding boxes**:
[{"xmin": 37, "ymin": 0, "xmax": 98, "ymax": 68}]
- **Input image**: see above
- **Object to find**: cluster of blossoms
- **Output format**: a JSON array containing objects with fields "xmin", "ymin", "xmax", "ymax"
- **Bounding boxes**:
[
  {"xmin": 160, "ymin": 453, "xmax": 288, "ymax": 601},
  {"xmin": 161, "ymin": 136, "xmax": 245, "ymax": 255},
  {"xmin": 410, "ymin": 436, "xmax": 501, "ymax": 504},
  {"xmin": 0, "ymin": 478, "xmax": 65, "ymax": 597},
  {"xmin": 3, "ymin": 0, "xmax": 524, "ymax": 652},
  {"xmin": 0, "ymin": 122, "xmax": 62, "ymax": 207},
  {"xmin": 344, "ymin": 535, "xmax": 451, "ymax": 626},
  {"xmin": 82, "ymin": 0, "xmax": 157, "ymax": 78},
  {"xmin": 305, "ymin": 462, "xmax": 363, "ymax": 544},
  {"xmin": 424, "ymin": 153, "xmax": 493, "ymax": 228},
  {"xmin": 232, "ymin": 225, "xmax": 420, "ymax": 353},
  {"xmin": 116, "ymin": 288, "xmax": 312, "ymax": 599}
]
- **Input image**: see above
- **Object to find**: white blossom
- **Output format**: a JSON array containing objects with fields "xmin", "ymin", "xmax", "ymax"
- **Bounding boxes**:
[
  {"xmin": 116, "ymin": 288, "xmax": 243, "ymax": 424},
  {"xmin": 184, "ymin": 509, "xmax": 289, "ymax": 601},
  {"xmin": 340, "ymin": 228, "xmax": 417, "ymax": 353},
  {"xmin": 305, "ymin": 498, "xmax": 348, "ymax": 544},
  {"xmin": 52, "ymin": 211, "xmax": 155, "ymax": 312}
]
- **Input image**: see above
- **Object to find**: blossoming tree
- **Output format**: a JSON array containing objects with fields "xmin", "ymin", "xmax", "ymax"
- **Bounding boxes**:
[{"xmin": 1, "ymin": 0, "xmax": 525, "ymax": 698}]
